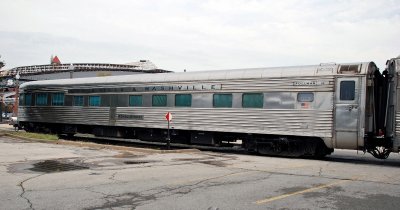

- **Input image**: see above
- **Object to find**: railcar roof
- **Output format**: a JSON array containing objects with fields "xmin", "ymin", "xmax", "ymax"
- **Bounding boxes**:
[{"xmin": 20, "ymin": 62, "xmax": 372, "ymax": 88}]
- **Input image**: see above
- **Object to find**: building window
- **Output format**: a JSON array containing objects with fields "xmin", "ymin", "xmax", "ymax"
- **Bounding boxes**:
[
  {"xmin": 213, "ymin": 94, "xmax": 232, "ymax": 108},
  {"xmin": 175, "ymin": 94, "xmax": 192, "ymax": 107},
  {"xmin": 297, "ymin": 92, "xmax": 314, "ymax": 102},
  {"xmin": 340, "ymin": 81, "xmax": 355, "ymax": 100},
  {"xmin": 36, "ymin": 93, "xmax": 48, "ymax": 106},
  {"xmin": 242, "ymin": 93, "xmax": 264, "ymax": 108},
  {"xmin": 51, "ymin": 93, "xmax": 64, "ymax": 106},
  {"xmin": 152, "ymin": 95, "xmax": 167, "ymax": 107},
  {"xmin": 89, "ymin": 96, "xmax": 101, "ymax": 106},
  {"xmin": 73, "ymin": 96, "xmax": 84, "ymax": 106},
  {"xmin": 129, "ymin": 95, "xmax": 143, "ymax": 107}
]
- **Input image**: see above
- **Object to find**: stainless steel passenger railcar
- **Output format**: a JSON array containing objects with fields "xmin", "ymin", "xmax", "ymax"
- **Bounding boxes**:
[{"xmin": 18, "ymin": 57, "xmax": 400, "ymax": 159}]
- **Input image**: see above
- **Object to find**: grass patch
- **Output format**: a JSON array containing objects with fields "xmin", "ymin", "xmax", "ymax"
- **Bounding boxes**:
[{"xmin": 7, "ymin": 131, "xmax": 59, "ymax": 141}]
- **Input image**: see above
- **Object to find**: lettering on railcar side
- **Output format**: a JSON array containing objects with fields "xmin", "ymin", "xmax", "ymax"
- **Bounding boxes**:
[
  {"xmin": 293, "ymin": 81, "xmax": 326, "ymax": 86},
  {"xmin": 117, "ymin": 114, "xmax": 144, "ymax": 120},
  {"xmin": 69, "ymin": 84, "xmax": 222, "ymax": 93},
  {"xmin": 143, "ymin": 84, "xmax": 222, "ymax": 91}
]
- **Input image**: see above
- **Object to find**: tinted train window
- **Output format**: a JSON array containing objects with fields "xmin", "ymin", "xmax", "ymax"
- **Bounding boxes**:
[
  {"xmin": 89, "ymin": 96, "xmax": 101, "ymax": 106},
  {"xmin": 242, "ymin": 93, "xmax": 263, "ymax": 108},
  {"xmin": 297, "ymin": 92, "xmax": 314, "ymax": 102},
  {"xmin": 213, "ymin": 94, "xmax": 232, "ymax": 108},
  {"xmin": 51, "ymin": 93, "xmax": 64, "ymax": 106},
  {"xmin": 25, "ymin": 94, "xmax": 32, "ymax": 106},
  {"xmin": 340, "ymin": 81, "xmax": 355, "ymax": 100},
  {"xmin": 129, "ymin": 95, "xmax": 142, "ymax": 106},
  {"xmin": 19, "ymin": 94, "xmax": 24, "ymax": 106},
  {"xmin": 175, "ymin": 94, "xmax": 192, "ymax": 107},
  {"xmin": 36, "ymin": 93, "xmax": 48, "ymax": 106},
  {"xmin": 73, "ymin": 96, "xmax": 84, "ymax": 106},
  {"xmin": 152, "ymin": 95, "xmax": 167, "ymax": 107}
]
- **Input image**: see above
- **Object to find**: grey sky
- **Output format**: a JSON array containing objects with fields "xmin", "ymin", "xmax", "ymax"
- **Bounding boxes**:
[{"xmin": 0, "ymin": 0, "xmax": 399, "ymax": 71}]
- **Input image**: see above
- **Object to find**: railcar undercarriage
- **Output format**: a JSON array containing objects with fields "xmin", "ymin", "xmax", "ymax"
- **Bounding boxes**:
[
  {"xmin": 244, "ymin": 136, "xmax": 333, "ymax": 158},
  {"xmin": 364, "ymin": 135, "xmax": 393, "ymax": 159},
  {"xmin": 19, "ymin": 122, "xmax": 333, "ymax": 158}
]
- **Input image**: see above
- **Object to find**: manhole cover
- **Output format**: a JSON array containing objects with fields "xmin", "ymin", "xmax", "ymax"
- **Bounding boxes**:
[
  {"xmin": 29, "ymin": 160, "xmax": 89, "ymax": 173},
  {"xmin": 123, "ymin": 161, "xmax": 149, "ymax": 165}
]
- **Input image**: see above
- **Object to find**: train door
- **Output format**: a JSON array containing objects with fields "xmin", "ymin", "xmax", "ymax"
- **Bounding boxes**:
[
  {"xmin": 334, "ymin": 77, "xmax": 361, "ymax": 149},
  {"xmin": 109, "ymin": 95, "xmax": 117, "ymax": 126}
]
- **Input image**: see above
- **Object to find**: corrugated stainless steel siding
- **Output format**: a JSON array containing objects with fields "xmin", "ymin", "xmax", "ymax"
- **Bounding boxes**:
[
  {"xmin": 220, "ymin": 76, "xmax": 334, "ymax": 92},
  {"xmin": 395, "ymin": 112, "xmax": 400, "ymax": 149},
  {"xmin": 20, "ymin": 76, "xmax": 335, "ymax": 94},
  {"xmin": 121, "ymin": 76, "xmax": 334, "ymax": 92},
  {"xmin": 20, "ymin": 62, "xmax": 371, "ymax": 90},
  {"xmin": 18, "ymin": 107, "xmax": 110, "ymax": 125},
  {"xmin": 19, "ymin": 107, "xmax": 333, "ymax": 138},
  {"xmin": 19, "ymin": 74, "xmax": 335, "ymax": 138},
  {"xmin": 116, "ymin": 108, "xmax": 333, "ymax": 138}
]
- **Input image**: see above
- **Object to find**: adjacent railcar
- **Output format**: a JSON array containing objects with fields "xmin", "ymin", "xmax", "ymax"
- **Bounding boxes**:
[{"xmin": 18, "ymin": 59, "xmax": 400, "ymax": 159}]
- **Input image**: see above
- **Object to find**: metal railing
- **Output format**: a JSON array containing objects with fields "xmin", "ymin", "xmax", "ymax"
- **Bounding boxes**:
[{"xmin": 2, "ymin": 61, "xmax": 169, "ymax": 77}]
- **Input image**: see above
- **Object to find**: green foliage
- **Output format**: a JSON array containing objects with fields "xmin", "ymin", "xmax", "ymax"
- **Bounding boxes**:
[
  {"xmin": 0, "ymin": 55, "xmax": 4, "ymax": 69},
  {"xmin": 9, "ymin": 131, "xmax": 59, "ymax": 141}
]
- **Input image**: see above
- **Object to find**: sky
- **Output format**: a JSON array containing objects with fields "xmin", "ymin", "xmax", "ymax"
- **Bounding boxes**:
[{"xmin": 0, "ymin": 0, "xmax": 399, "ymax": 72}]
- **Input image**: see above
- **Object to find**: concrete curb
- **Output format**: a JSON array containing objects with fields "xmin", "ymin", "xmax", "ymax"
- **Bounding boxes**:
[{"xmin": 0, "ymin": 131, "xmax": 200, "ymax": 154}]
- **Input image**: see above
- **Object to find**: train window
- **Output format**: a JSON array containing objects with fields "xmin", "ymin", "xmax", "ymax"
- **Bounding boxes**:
[
  {"xmin": 51, "ymin": 93, "xmax": 64, "ymax": 106},
  {"xmin": 213, "ymin": 94, "xmax": 232, "ymax": 108},
  {"xmin": 175, "ymin": 94, "xmax": 192, "ymax": 107},
  {"xmin": 242, "ymin": 93, "xmax": 263, "ymax": 108},
  {"xmin": 19, "ymin": 94, "xmax": 24, "ymax": 106},
  {"xmin": 73, "ymin": 96, "xmax": 84, "ymax": 106},
  {"xmin": 89, "ymin": 96, "xmax": 101, "ymax": 106},
  {"xmin": 129, "ymin": 95, "xmax": 143, "ymax": 107},
  {"xmin": 25, "ymin": 94, "xmax": 32, "ymax": 106},
  {"xmin": 297, "ymin": 92, "xmax": 314, "ymax": 102},
  {"xmin": 152, "ymin": 95, "xmax": 167, "ymax": 107},
  {"xmin": 36, "ymin": 93, "xmax": 48, "ymax": 106},
  {"xmin": 340, "ymin": 81, "xmax": 355, "ymax": 100}
]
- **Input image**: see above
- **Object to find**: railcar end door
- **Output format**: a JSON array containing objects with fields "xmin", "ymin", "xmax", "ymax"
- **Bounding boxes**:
[{"xmin": 335, "ymin": 77, "xmax": 360, "ymax": 149}]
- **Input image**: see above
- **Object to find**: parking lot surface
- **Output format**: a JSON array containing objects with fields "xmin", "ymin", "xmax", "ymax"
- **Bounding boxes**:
[{"xmin": 1, "ymin": 135, "xmax": 400, "ymax": 210}]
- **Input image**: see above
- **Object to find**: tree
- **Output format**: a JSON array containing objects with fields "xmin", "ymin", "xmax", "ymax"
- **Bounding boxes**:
[{"xmin": 0, "ymin": 55, "xmax": 5, "ymax": 70}]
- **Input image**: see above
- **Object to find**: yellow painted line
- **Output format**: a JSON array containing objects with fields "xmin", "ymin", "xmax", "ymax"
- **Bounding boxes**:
[{"xmin": 255, "ymin": 179, "xmax": 351, "ymax": 205}]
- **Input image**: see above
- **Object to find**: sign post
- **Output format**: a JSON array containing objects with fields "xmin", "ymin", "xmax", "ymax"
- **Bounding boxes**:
[{"xmin": 165, "ymin": 112, "xmax": 172, "ymax": 149}]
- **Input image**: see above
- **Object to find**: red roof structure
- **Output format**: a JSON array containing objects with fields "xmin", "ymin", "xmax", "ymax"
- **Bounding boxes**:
[{"xmin": 52, "ymin": 56, "xmax": 61, "ymax": 65}]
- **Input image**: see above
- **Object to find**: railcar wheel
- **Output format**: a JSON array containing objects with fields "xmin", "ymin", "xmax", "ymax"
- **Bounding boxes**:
[
  {"xmin": 254, "ymin": 137, "xmax": 331, "ymax": 158},
  {"xmin": 312, "ymin": 141, "xmax": 332, "ymax": 159},
  {"xmin": 368, "ymin": 146, "xmax": 391, "ymax": 159}
]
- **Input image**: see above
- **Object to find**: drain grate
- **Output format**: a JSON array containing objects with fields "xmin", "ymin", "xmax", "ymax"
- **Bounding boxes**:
[{"xmin": 29, "ymin": 160, "xmax": 89, "ymax": 173}]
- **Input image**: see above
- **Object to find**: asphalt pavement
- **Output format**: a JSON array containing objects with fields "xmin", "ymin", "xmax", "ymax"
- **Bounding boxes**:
[{"xmin": 0, "ymin": 132, "xmax": 400, "ymax": 210}]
